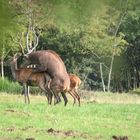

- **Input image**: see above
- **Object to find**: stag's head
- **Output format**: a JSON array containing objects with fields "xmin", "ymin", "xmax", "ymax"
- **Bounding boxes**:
[
  {"xmin": 19, "ymin": 54, "xmax": 31, "ymax": 68},
  {"xmin": 18, "ymin": 41, "xmax": 38, "ymax": 68},
  {"xmin": 12, "ymin": 29, "xmax": 39, "ymax": 68},
  {"xmin": 18, "ymin": 43, "xmax": 35, "ymax": 68}
]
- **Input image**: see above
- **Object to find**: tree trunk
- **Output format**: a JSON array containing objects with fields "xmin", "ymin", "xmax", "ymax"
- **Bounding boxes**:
[
  {"xmin": 107, "ymin": 2, "xmax": 127, "ymax": 92},
  {"xmin": 135, "ymin": 67, "xmax": 140, "ymax": 88},
  {"xmin": 1, "ymin": 56, "xmax": 4, "ymax": 79},
  {"xmin": 100, "ymin": 63, "xmax": 105, "ymax": 92},
  {"xmin": 107, "ymin": 51, "xmax": 115, "ymax": 92}
]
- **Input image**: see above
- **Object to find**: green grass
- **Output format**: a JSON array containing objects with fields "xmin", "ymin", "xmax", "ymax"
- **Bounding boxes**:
[{"xmin": 0, "ymin": 93, "xmax": 140, "ymax": 140}]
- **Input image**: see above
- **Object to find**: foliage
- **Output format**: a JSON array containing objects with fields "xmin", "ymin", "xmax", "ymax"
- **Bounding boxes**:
[
  {"xmin": 0, "ymin": 78, "xmax": 44, "ymax": 95},
  {"xmin": 118, "ymin": 0, "xmax": 140, "ymax": 90},
  {"xmin": 129, "ymin": 88, "xmax": 140, "ymax": 95},
  {"xmin": 0, "ymin": 77, "xmax": 21, "ymax": 94},
  {"xmin": 0, "ymin": 0, "xmax": 15, "ymax": 34},
  {"xmin": 0, "ymin": 0, "xmax": 139, "ymax": 92},
  {"xmin": 0, "ymin": 0, "xmax": 17, "ymax": 61}
]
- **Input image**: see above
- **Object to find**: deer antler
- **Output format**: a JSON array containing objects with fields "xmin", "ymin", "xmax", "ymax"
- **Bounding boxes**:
[
  {"xmin": 27, "ymin": 27, "xmax": 40, "ymax": 54},
  {"xmin": 13, "ymin": 53, "xmax": 18, "ymax": 61},
  {"xmin": 10, "ymin": 33, "xmax": 26, "ymax": 55},
  {"xmin": 11, "ymin": 27, "xmax": 40, "ymax": 55}
]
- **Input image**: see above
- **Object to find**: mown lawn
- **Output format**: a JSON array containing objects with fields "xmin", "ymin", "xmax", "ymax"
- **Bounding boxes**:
[{"xmin": 0, "ymin": 93, "xmax": 140, "ymax": 140}]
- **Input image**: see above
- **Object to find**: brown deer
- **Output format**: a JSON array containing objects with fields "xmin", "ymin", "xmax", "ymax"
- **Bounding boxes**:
[
  {"xmin": 52, "ymin": 73, "xmax": 81, "ymax": 106},
  {"xmin": 20, "ymin": 50, "xmax": 70, "ymax": 106},
  {"xmin": 10, "ymin": 54, "xmax": 52, "ymax": 104},
  {"xmin": 68, "ymin": 74, "xmax": 81, "ymax": 106}
]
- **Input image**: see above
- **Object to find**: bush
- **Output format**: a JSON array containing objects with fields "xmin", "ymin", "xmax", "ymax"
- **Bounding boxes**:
[
  {"xmin": 0, "ymin": 77, "xmax": 21, "ymax": 94},
  {"xmin": 0, "ymin": 77, "xmax": 43, "ymax": 95},
  {"xmin": 129, "ymin": 88, "xmax": 140, "ymax": 95}
]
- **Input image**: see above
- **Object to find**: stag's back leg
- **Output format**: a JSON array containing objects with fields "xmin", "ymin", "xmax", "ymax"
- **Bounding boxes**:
[
  {"xmin": 47, "ymin": 90, "xmax": 53, "ymax": 105},
  {"xmin": 61, "ymin": 92, "xmax": 68, "ymax": 106},
  {"xmin": 49, "ymin": 80, "xmax": 62, "ymax": 105},
  {"xmin": 50, "ymin": 88, "xmax": 68, "ymax": 106},
  {"xmin": 38, "ymin": 80, "xmax": 53, "ymax": 105},
  {"xmin": 49, "ymin": 77, "xmax": 68, "ymax": 106},
  {"xmin": 50, "ymin": 89, "xmax": 61, "ymax": 105},
  {"xmin": 51, "ymin": 89, "xmax": 67, "ymax": 106},
  {"xmin": 53, "ymin": 93, "xmax": 61, "ymax": 105}
]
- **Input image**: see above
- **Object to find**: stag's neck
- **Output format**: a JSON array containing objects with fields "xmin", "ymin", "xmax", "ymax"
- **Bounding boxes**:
[{"xmin": 29, "ymin": 53, "xmax": 40, "ymax": 64}]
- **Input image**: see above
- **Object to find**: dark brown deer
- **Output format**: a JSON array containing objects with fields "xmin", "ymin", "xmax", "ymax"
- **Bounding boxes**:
[
  {"xmin": 68, "ymin": 74, "xmax": 81, "ymax": 106},
  {"xmin": 20, "ymin": 50, "xmax": 70, "ymax": 106},
  {"xmin": 10, "ymin": 54, "xmax": 52, "ymax": 104}
]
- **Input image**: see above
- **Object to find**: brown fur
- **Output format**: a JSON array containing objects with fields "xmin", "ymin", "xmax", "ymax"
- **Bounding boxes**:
[
  {"xmin": 50, "ymin": 73, "xmax": 81, "ymax": 106},
  {"xmin": 68, "ymin": 74, "xmax": 81, "ymax": 106},
  {"xmin": 10, "ymin": 54, "xmax": 51, "ymax": 104},
  {"xmin": 69, "ymin": 74, "xmax": 81, "ymax": 91},
  {"xmin": 20, "ymin": 50, "xmax": 70, "ymax": 106}
]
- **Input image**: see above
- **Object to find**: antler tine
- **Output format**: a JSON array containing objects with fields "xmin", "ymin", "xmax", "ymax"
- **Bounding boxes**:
[
  {"xmin": 19, "ymin": 41, "xmax": 25, "ymax": 55},
  {"xmin": 13, "ymin": 52, "xmax": 22, "ymax": 61},
  {"xmin": 10, "ymin": 33, "xmax": 26, "ymax": 56},
  {"xmin": 27, "ymin": 27, "xmax": 40, "ymax": 54},
  {"xmin": 13, "ymin": 53, "xmax": 18, "ymax": 61}
]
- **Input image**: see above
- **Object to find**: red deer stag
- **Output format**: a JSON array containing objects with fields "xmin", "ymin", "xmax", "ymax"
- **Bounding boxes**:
[
  {"xmin": 20, "ymin": 50, "xmax": 70, "ymax": 106},
  {"xmin": 68, "ymin": 74, "xmax": 81, "ymax": 106},
  {"xmin": 10, "ymin": 54, "xmax": 52, "ymax": 104}
]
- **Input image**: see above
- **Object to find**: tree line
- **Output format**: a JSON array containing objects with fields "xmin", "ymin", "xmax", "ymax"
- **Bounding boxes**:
[{"xmin": 0, "ymin": 0, "xmax": 140, "ymax": 92}]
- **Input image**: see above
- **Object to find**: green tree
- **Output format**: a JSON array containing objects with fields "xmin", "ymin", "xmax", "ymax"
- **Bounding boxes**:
[
  {"xmin": 0, "ymin": 0, "xmax": 17, "ymax": 78},
  {"xmin": 119, "ymin": 0, "xmax": 140, "ymax": 89}
]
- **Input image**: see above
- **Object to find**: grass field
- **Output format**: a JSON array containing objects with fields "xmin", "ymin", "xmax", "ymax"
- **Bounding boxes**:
[{"xmin": 0, "ymin": 92, "xmax": 140, "ymax": 140}]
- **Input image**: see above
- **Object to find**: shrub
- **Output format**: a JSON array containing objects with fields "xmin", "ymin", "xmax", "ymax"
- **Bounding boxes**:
[
  {"xmin": 0, "ymin": 77, "xmax": 43, "ymax": 95},
  {"xmin": 0, "ymin": 77, "xmax": 21, "ymax": 94},
  {"xmin": 129, "ymin": 88, "xmax": 140, "ymax": 95}
]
